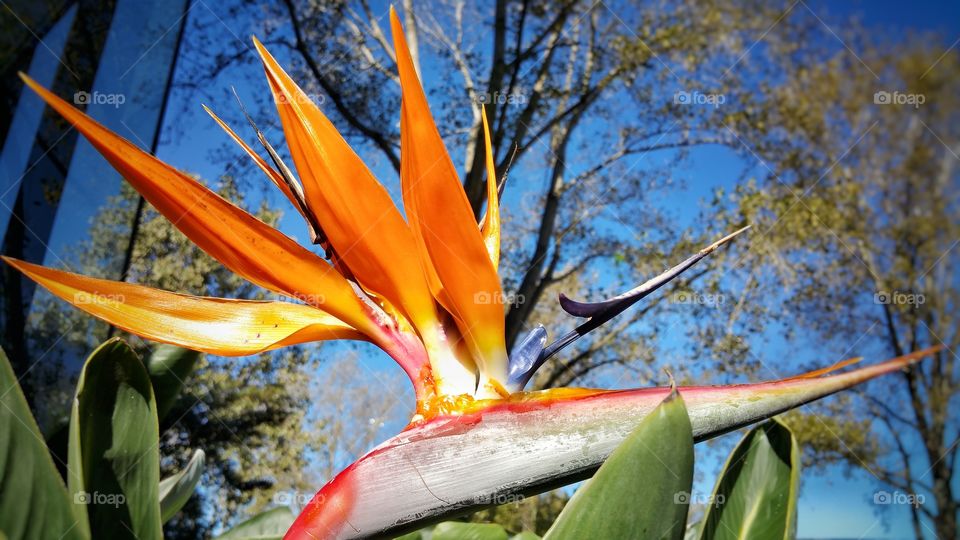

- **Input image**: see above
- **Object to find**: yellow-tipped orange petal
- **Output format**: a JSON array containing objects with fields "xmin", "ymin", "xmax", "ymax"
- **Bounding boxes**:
[
  {"xmin": 252, "ymin": 38, "xmax": 440, "ymax": 335},
  {"xmin": 391, "ymin": 8, "xmax": 507, "ymax": 382},
  {"xmin": 479, "ymin": 107, "xmax": 500, "ymax": 269},
  {"xmin": 3, "ymin": 257, "xmax": 365, "ymax": 355},
  {"xmin": 18, "ymin": 73, "xmax": 374, "ymax": 336}
]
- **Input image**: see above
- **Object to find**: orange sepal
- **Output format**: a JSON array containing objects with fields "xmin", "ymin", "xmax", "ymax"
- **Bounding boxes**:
[
  {"xmin": 479, "ymin": 106, "xmax": 501, "ymax": 268},
  {"xmin": 18, "ymin": 73, "xmax": 375, "ymax": 337},
  {"xmin": 391, "ymin": 8, "xmax": 507, "ymax": 381},
  {"xmin": 4, "ymin": 257, "xmax": 365, "ymax": 355}
]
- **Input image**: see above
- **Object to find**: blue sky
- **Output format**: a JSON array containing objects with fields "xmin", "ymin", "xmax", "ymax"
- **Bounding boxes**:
[{"xmin": 10, "ymin": 0, "xmax": 958, "ymax": 537}]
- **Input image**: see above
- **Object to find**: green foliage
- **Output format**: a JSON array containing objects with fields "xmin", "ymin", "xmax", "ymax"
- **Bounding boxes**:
[
  {"xmin": 213, "ymin": 507, "xmax": 294, "ymax": 540},
  {"xmin": 698, "ymin": 420, "xmax": 800, "ymax": 540},
  {"xmin": 68, "ymin": 339, "xmax": 162, "ymax": 540},
  {"xmin": 543, "ymin": 391, "xmax": 693, "ymax": 540},
  {"xmin": 147, "ymin": 345, "xmax": 201, "ymax": 422},
  {"xmin": 159, "ymin": 449, "xmax": 205, "ymax": 523},
  {"xmin": 0, "ymin": 347, "xmax": 86, "ymax": 540}
]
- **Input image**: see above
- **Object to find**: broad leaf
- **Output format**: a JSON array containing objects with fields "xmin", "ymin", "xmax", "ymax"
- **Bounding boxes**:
[
  {"xmin": 0, "ymin": 348, "xmax": 88, "ymax": 540},
  {"xmin": 68, "ymin": 339, "xmax": 161, "ymax": 540},
  {"xmin": 698, "ymin": 418, "xmax": 800, "ymax": 540},
  {"xmin": 146, "ymin": 344, "xmax": 200, "ymax": 421},
  {"xmin": 510, "ymin": 532, "xmax": 542, "ymax": 540},
  {"xmin": 432, "ymin": 521, "xmax": 509, "ymax": 540},
  {"xmin": 159, "ymin": 448, "xmax": 205, "ymax": 523},
  {"xmin": 544, "ymin": 391, "xmax": 693, "ymax": 540},
  {"xmin": 216, "ymin": 506, "xmax": 295, "ymax": 540}
]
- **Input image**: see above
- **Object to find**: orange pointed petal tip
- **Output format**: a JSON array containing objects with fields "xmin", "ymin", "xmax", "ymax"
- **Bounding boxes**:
[
  {"xmin": 249, "ymin": 36, "xmax": 440, "ymax": 336},
  {"xmin": 479, "ymin": 106, "xmax": 501, "ymax": 268},
  {"xmin": 390, "ymin": 9, "xmax": 508, "ymax": 380},
  {"xmin": 16, "ymin": 73, "xmax": 374, "ymax": 337},
  {"xmin": 2, "ymin": 256, "xmax": 365, "ymax": 355}
]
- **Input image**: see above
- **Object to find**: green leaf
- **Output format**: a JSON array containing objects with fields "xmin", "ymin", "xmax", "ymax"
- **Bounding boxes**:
[
  {"xmin": 698, "ymin": 418, "xmax": 800, "ymax": 540},
  {"xmin": 431, "ymin": 522, "xmax": 509, "ymax": 540},
  {"xmin": 68, "ymin": 338, "xmax": 162, "ymax": 540},
  {"xmin": 0, "ymin": 347, "xmax": 88, "ymax": 540},
  {"xmin": 544, "ymin": 391, "xmax": 693, "ymax": 540},
  {"xmin": 510, "ymin": 532, "xmax": 542, "ymax": 540},
  {"xmin": 216, "ymin": 506, "xmax": 295, "ymax": 540},
  {"xmin": 159, "ymin": 448, "xmax": 205, "ymax": 523},
  {"xmin": 146, "ymin": 344, "xmax": 200, "ymax": 421}
]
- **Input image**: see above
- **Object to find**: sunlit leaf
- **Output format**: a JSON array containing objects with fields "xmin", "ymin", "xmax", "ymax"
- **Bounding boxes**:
[
  {"xmin": 216, "ymin": 507, "xmax": 295, "ymax": 540},
  {"xmin": 544, "ymin": 391, "xmax": 693, "ymax": 540},
  {"xmin": 0, "ymin": 347, "xmax": 88, "ymax": 540},
  {"xmin": 698, "ymin": 419, "xmax": 800, "ymax": 540},
  {"xmin": 68, "ymin": 339, "xmax": 161, "ymax": 540},
  {"xmin": 159, "ymin": 449, "xmax": 205, "ymax": 523}
]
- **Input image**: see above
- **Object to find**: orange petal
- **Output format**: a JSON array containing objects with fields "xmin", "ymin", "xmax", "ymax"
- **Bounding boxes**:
[
  {"xmin": 252, "ymin": 39, "xmax": 440, "ymax": 336},
  {"xmin": 391, "ymin": 8, "xmax": 507, "ymax": 382},
  {"xmin": 19, "ymin": 73, "xmax": 373, "ymax": 336},
  {"xmin": 3, "ymin": 257, "xmax": 365, "ymax": 355},
  {"xmin": 479, "ymin": 107, "xmax": 500, "ymax": 269}
]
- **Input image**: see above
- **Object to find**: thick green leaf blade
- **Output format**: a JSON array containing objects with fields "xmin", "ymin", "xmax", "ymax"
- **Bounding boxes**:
[
  {"xmin": 431, "ymin": 522, "xmax": 509, "ymax": 540},
  {"xmin": 146, "ymin": 344, "xmax": 200, "ymax": 421},
  {"xmin": 544, "ymin": 391, "xmax": 694, "ymax": 540},
  {"xmin": 68, "ymin": 338, "xmax": 162, "ymax": 540},
  {"xmin": 510, "ymin": 532, "xmax": 542, "ymax": 540},
  {"xmin": 0, "ymin": 348, "xmax": 88, "ymax": 540},
  {"xmin": 159, "ymin": 448, "xmax": 205, "ymax": 523},
  {"xmin": 216, "ymin": 506, "xmax": 295, "ymax": 540},
  {"xmin": 698, "ymin": 418, "xmax": 800, "ymax": 540}
]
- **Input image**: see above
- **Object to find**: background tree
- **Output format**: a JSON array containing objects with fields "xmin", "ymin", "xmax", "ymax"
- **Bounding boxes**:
[{"xmin": 703, "ymin": 36, "xmax": 959, "ymax": 539}]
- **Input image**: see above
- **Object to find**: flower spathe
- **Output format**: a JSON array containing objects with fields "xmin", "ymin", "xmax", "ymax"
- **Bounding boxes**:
[{"xmin": 8, "ymin": 7, "xmax": 941, "ymax": 540}]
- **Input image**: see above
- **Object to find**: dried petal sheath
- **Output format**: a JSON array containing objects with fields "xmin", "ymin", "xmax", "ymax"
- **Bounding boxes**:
[{"xmin": 285, "ymin": 348, "xmax": 936, "ymax": 539}]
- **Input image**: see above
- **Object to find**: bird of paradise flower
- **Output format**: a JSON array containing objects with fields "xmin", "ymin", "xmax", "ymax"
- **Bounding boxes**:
[{"xmin": 8, "ymin": 8, "xmax": 939, "ymax": 539}]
